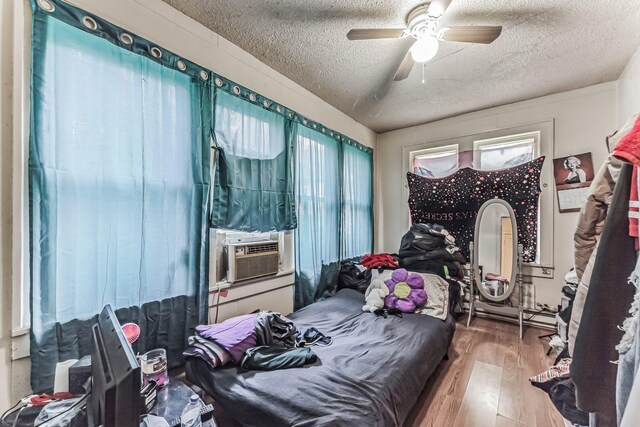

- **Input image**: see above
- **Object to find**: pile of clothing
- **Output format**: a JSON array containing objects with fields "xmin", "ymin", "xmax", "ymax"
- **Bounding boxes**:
[
  {"xmin": 336, "ymin": 223, "xmax": 466, "ymax": 314},
  {"xmin": 184, "ymin": 311, "xmax": 329, "ymax": 371},
  {"xmin": 398, "ymin": 223, "xmax": 466, "ymax": 312},
  {"xmin": 337, "ymin": 254, "xmax": 399, "ymax": 294},
  {"xmin": 398, "ymin": 223, "xmax": 466, "ymax": 280}
]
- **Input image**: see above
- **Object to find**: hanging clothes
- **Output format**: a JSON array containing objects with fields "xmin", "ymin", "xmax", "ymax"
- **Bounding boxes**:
[
  {"xmin": 612, "ymin": 116, "xmax": 640, "ymax": 424},
  {"xmin": 569, "ymin": 154, "xmax": 624, "ymax": 355},
  {"xmin": 571, "ymin": 163, "xmax": 636, "ymax": 422},
  {"xmin": 616, "ymin": 253, "xmax": 640, "ymax": 424},
  {"xmin": 628, "ymin": 167, "xmax": 639, "ymax": 249}
]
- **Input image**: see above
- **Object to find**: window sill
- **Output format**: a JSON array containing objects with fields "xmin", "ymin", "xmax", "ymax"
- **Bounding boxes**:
[
  {"xmin": 11, "ymin": 330, "xmax": 30, "ymax": 360},
  {"xmin": 522, "ymin": 263, "xmax": 555, "ymax": 279}
]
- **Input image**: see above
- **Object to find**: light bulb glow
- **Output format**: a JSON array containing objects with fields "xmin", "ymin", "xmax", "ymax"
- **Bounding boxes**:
[{"xmin": 410, "ymin": 35, "xmax": 439, "ymax": 63}]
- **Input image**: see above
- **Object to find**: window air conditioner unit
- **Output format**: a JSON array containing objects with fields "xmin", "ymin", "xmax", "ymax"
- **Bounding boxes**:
[{"xmin": 227, "ymin": 240, "xmax": 280, "ymax": 283}]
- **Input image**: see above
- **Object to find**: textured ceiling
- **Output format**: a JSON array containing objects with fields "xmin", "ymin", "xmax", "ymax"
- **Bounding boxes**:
[{"xmin": 162, "ymin": 0, "xmax": 640, "ymax": 133}]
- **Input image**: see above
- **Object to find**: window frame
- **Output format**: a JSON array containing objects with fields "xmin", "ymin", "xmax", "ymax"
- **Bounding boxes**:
[
  {"xmin": 473, "ymin": 131, "xmax": 540, "ymax": 170},
  {"xmin": 409, "ymin": 144, "xmax": 459, "ymax": 178},
  {"xmin": 403, "ymin": 121, "xmax": 555, "ymax": 278},
  {"xmin": 12, "ymin": 1, "xmax": 32, "ymax": 344}
]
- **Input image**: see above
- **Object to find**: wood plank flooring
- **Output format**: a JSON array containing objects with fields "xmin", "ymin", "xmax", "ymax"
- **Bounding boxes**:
[
  {"xmin": 198, "ymin": 316, "xmax": 565, "ymax": 427},
  {"xmin": 405, "ymin": 317, "xmax": 565, "ymax": 427}
]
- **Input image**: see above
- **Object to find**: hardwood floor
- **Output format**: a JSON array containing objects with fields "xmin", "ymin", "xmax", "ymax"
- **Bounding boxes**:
[{"xmin": 404, "ymin": 317, "xmax": 566, "ymax": 427}]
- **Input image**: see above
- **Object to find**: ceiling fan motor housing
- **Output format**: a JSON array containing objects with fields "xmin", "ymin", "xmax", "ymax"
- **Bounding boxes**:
[{"xmin": 407, "ymin": 4, "xmax": 440, "ymax": 40}]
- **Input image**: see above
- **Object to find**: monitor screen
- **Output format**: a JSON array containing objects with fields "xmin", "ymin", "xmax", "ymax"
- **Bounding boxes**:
[{"xmin": 90, "ymin": 305, "xmax": 141, "ymax": 427}]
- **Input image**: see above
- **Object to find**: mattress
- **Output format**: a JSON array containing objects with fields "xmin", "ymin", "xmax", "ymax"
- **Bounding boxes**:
[{"xmin": 186, "ymin": 288, "xmax": 456, "ymax": 427}]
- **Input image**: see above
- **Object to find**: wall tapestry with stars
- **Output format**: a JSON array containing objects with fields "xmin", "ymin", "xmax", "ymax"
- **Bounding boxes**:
[{"xmin": 407, "ymin": 156, "xmax": 544, "ymax": 263}]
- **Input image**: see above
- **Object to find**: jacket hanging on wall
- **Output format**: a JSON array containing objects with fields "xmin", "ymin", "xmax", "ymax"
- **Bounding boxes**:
[
  {"xmin": 571, "ymin": 162, "xmax": 636, "ymax": 421},
  {"xmin": 407, "ymin": 157, "xmax": 544, "ymax": 261}
]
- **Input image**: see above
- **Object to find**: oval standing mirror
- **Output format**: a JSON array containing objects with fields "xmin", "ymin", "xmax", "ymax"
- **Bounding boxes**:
[{"xmin": 473, "ymin": 199, "xmax": 518, "ymax": 302}]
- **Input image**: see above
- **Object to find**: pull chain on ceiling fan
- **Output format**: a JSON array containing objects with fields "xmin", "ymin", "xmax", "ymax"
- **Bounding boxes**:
[{"xmin": 346, "ymin": 0, "xmax": 503, "ymax": 81}]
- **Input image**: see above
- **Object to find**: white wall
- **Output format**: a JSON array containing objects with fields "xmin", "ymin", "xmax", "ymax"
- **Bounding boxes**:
[
  {"xmin": 618, "ymin": 45, "xmax": 640, "ymax": 125},
  {"xmin": 376, "ymin": 82, "xmax": 618, "ymax": 309},
  {"xmin": 1, "ymin": 0, "xmax": 15, "ymax": 413},
  {"xmin": 0, "ymin": 0, "xmax": 377, "ymax": 411}
]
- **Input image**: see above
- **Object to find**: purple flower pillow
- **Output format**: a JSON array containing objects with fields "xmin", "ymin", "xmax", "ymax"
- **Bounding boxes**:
[{"xmin": 383, "ymin": 269, "xmax": 428, "ymax": 313}]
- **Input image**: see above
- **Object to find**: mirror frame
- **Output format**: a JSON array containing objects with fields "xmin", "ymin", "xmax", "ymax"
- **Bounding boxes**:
[{"xmin": 473, "ymin": 198, "xmax": 518, "ymax": 302}]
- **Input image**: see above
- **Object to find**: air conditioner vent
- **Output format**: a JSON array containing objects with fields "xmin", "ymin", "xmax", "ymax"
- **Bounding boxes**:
[
  {"xmin": 246, "ymin": 243, "xmax": 278, "ymax": 254},
  {"xmin": 227, "ymin": 240, "xmax": 280, "ymax": 283}
]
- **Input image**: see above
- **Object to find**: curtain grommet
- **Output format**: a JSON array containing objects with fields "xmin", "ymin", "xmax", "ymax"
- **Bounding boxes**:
[
  {"xmin": 150, "ymin": 47, "xmax": 162, "ymax": 59},
  {"xmin": 322, "ymin": 128, "xmax": 326, "ymax": 133},
  {"xmin": 288, "ymin": 112, "xmax": 294, "ymax": 119},
  {"xmin": 312, "ymin": 124, "xmax": 317, "ymax": 129},
  {"xmin": 119, "ymin": 33, "xmax": 133, "ymax": 45},
  {"xmin": 82, "ymin": 16, "xmax": 98, "ymax": 31},
  {"xmin": 263, "ymin": 100, "xmax": 270, "ymax": 108},
  {"xmin": 276, "ymin": 106, "xmax": 282, "ymax": 113},
  {"xmin": 303, "ymin": 119, "xmax": 308, "ymax": 125},
  {"xmin": 37, "ymin": 0, "xmax": 55, "ymax": 12},
  {"xmin": 200, "ymin": 70, "xmax": 210, "ymax": 81},
  {"xmin": 176, "ymin": 60, "xmax": 187, "ymax": 71},
  {"xmin": 232, "ymin": 86, "xmax": 241, "ymax": 95},
  {"xmin": 249, "ymin": 93, "xmax": 257, "ymax": 102},
  {"xmin": 214, "ymin": 77, "xmax": 223, "ymax": 87}
]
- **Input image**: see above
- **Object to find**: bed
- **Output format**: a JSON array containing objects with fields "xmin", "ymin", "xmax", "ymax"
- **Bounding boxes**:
[{"xmin": 185, "ymin": 288, "xmax": 456, "ymax": 427}]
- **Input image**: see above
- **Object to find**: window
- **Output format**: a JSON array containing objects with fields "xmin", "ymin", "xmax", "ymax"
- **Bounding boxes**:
[
  {"xmin": 211, "ymin": 90, "xmax": 296, "ymax": 232},
  {"xmin": 409, "ymin": 144, "xmax": 459, "ymax": 178},
  {"xmin": 473, "ymin": 131, "xmax": 539, "ymax": 170},
  {"xmin": 294, "ymin": 126, "xmax": 341, "ymax": 309},
  {"xmin": 29, "ymin": 15, "xmax": 210, "ymax": 391},
  {"xmin": 342, "ymin": 143, "xmax": 374, "ymax": 259}
]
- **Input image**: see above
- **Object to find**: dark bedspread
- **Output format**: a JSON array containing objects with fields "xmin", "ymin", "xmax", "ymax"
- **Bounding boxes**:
[{"xmin": 186, "ymin": 289, "xmax": 456, "ymax": 427}]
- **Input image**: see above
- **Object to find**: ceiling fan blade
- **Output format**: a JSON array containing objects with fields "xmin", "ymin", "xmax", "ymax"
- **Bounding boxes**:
[
  {"xmin": 347, "ymin": 28, "xmax": 406, "ymax": 40},
  {"xmin": 428, "ymin": 0, "xmax": 454, "ymax": 18},
  {"xmin": 393, "ymin": 43, "xmax": 415, "ymax": 81},
  {"xmin": 441, "ymin": 26, "xmax": 503, "ymax": 44}
]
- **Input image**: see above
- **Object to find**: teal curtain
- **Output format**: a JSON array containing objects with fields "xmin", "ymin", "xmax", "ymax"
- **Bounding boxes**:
[
  {"xmin": 294, "ymin": 125, "xmax": 341, "ymax": 309},
  {"xmin": 211, "ymin": 90, "xmax": 296, "ymax": 231},
  {"xmin": 29, "ymin": 12, "xmax": 210, "ymax": 392},
  {"xmin": 342, "ymin": 144, "xmax": 374, "ymax": 259}
]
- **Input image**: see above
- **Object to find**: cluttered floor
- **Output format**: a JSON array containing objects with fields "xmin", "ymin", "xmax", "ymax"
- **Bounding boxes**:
[{"xmin": 406, "ymin": 317, "xmax": 565, "ymax": 427}]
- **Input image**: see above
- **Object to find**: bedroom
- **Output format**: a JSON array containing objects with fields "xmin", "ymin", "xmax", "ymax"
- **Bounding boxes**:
[{"xmin": 1, "ymin": 0, "xmax": 640, "ymax": 426}]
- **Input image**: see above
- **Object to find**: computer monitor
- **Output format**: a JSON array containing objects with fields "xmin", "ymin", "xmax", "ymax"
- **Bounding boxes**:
[{"xmin": 89, "ymin": 304, "xmax": 141, "ymax": 427}]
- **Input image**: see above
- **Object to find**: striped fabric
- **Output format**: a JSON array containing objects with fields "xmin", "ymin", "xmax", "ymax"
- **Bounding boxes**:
[{"xmin": 529, "ymin": 358, "xmax": 572, "ymax": 384}]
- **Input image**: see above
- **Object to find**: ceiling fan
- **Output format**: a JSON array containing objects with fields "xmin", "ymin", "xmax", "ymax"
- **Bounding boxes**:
[{"xmin": 347, "ymin": 0, "xmax": 502, "ymax": 81}]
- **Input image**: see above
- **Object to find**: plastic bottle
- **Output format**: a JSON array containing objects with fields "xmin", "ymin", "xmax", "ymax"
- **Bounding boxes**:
[{"xmin": 181, "ymin": 395, "xmax": 202, "ymax": 427}]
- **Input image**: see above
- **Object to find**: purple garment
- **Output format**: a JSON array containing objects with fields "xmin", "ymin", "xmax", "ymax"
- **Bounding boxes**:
[{"xmin": 196, "ymin": 314, "xmax": 258, "ymax": 364}]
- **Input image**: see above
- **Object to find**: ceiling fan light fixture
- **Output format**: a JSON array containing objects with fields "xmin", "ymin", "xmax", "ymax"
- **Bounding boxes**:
[{"xmin": 410, "ymin": 35, "xmax": 439, "ymax": 63}]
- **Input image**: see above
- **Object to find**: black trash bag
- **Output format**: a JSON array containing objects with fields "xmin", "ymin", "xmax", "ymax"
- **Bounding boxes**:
[
  {"xmin": 398, "ymin": 224, "xmax": 448, "ymax": 258},
  {"xmin": 337, "ymin": 261, "xmax": 372, "ymax": 294}
]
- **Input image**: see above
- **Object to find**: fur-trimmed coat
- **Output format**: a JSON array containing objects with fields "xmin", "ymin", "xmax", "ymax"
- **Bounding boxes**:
[{"xmin": 568, "ymin": 154, "xmax": 623, "ymax": 356}]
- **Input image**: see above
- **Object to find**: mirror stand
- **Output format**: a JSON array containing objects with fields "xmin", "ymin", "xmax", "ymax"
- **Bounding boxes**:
[{"xmin": 467, "ymin": 243, "xmax": 525, "ymax": 340}]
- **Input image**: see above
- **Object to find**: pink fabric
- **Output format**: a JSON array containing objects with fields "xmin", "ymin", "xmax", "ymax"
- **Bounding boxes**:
[
  {"xmin": 630, "ymin": 167, "xmax": 639, "ymax": 250},
  {"xmin": 614, "ymin": 116, "xmax": 640, "ymax": 167}
]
